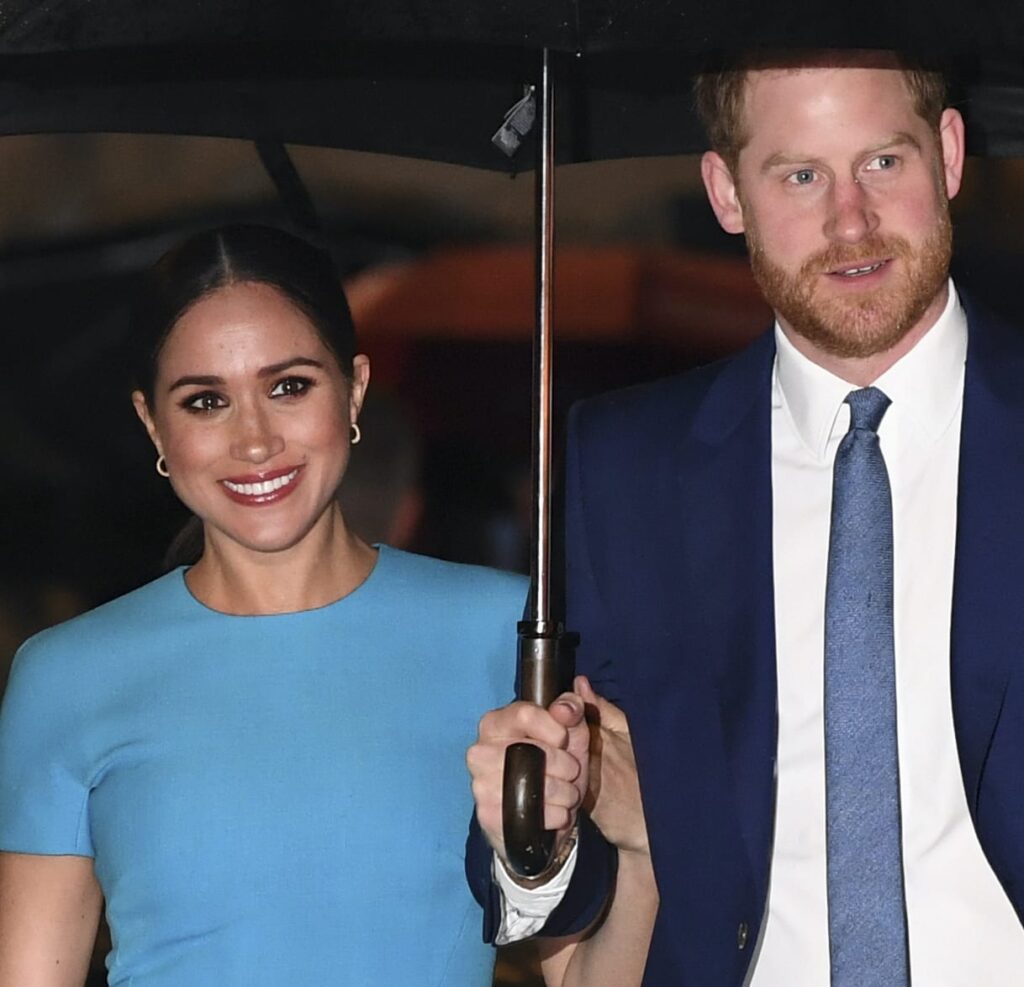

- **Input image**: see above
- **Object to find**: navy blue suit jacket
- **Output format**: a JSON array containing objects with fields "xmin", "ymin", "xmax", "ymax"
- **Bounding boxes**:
[
  {"xmin": 468, "ymin": 298, "xmax": 1024, "ymax": 984},
  {"xmin": 563, "ymin": 297, "xmax": 1024, "ymax": 983}
]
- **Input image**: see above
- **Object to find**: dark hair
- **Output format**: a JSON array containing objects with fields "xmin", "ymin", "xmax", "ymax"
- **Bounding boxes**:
[
  {"xmin": 693, "ymin": 50, "xmax": 948, "ymax": 173},
  {"xmin": 131, "ymin": 224, "xmax": 357, "ymax": 404}
]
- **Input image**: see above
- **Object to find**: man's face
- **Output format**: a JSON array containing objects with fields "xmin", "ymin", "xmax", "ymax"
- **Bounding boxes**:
[{"xmin": 701, "ymin": 66, "xmax": 964, "ymax": 363}]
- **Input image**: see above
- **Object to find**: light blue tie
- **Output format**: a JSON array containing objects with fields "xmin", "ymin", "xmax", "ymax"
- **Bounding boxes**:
[{"xmin": 824, "ymin": 387, "xmax": 909, "ymax": 986}]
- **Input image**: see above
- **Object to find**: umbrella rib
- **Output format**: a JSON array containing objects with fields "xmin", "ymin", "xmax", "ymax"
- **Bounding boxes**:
[{"xmin": 254, "ymin": 140, "xmax": 321, "ymax": 236}]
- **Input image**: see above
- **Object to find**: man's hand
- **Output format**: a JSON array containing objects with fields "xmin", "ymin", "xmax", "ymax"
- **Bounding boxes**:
[
  {"xmin": 467, "ymin": 691, "xmax": 591, "ymax": 869},
  {"xmin": 577, "ymin": 675, "xmax": 650, "ymax": 855}
]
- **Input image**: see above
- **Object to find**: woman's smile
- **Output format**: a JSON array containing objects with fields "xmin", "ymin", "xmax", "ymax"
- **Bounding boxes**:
[{"xmin": 220, "ymin": 465, "xmax": 305, "ymax": 506}]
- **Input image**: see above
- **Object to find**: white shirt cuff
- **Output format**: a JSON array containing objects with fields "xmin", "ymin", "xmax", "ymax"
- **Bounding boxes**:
[{"xmin": 491, "ymin": 844, "xmax": 578, "ymax": 945}]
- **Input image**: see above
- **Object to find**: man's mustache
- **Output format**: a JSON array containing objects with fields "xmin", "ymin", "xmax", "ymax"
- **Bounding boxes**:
[{"xmin": 799, "ymin": 235, "xmax": 911, "ymax": 277}]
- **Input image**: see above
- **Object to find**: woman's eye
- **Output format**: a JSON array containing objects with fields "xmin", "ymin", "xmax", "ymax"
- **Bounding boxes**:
[
  {"xmin": 182, "ymin": 391, "xmax": 226, "ymax": 413},
  {"xmin": 270, "ymin": 376, "xmax": 313, "ymax": 398}
]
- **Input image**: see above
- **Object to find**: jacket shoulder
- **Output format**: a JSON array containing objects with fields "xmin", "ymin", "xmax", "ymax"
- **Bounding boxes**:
[{"xmin": 569, "ymin": 329, "xmax": 774, "ymax": 454}]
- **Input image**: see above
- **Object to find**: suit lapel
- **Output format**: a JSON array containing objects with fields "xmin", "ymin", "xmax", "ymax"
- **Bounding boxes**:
[
  {"xmin": 674, "ymin": 329, "xmax": 779, "ymax": 903},
  {"xmin": 952, "ymin": 298, "xmax": 1024, "ymax": 813}
]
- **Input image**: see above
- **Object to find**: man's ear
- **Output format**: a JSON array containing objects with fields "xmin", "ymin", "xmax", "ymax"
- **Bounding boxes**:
[
  {"xmin": 132, "ymin": 390, "xmax": 163, "ymax": 456},
  {"xmin": 701, "ymin": 150, "xmax": 746, "ymax": 235},
  {"xmin": 938, "ymin": 107, "xmax": 966, "ymax": 202}
]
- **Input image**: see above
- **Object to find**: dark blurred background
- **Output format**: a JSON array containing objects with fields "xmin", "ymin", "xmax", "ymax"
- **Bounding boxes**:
[{"xmin": 0, "ymin": 134, "xmax": 1022, "ymax": 985}]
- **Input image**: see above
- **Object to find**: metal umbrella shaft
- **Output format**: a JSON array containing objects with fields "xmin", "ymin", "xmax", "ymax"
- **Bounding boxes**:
[
  {"xmin": 532, "ymin": 45, "xmax": 556, "ymax": 631},
  {"xmin": 502, "ymin": 49, "xmax": 576, "ymax": 878}
]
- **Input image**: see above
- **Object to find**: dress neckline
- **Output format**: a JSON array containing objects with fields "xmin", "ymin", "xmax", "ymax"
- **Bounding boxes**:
[{"xmin": 175, "ymin": 544, "xmax": 389, "ymax": 619}]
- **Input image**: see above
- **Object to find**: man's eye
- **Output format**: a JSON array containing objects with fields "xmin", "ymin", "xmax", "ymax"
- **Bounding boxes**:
[
  {"xmin": 182, "ymin": 392, "xmax": 226, "ymax": 412},
  {"xmin": 788, "ymin": 169, "xmax": 816, "ymax": 186},
  {"xmin": 867, "ymin": 154, "xmax": 898, "ymax": 171},
  {"xmin": 270, "ymin": 376, "xmax": 313, "ymax": 398}
]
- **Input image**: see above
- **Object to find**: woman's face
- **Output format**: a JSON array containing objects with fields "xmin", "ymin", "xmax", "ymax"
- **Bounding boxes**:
[{"xmin": 133, "ymin": 281, "xmax": 369, "ymax": 556}]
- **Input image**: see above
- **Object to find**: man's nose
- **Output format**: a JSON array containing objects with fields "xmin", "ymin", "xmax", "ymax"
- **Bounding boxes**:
[
  {"xmin": 824, "ymin": 177, "xmax": 879, "ymax": 244},
  {"xmin": 230, "ymin": 406, "xmax": 285, "ymax": 464}
]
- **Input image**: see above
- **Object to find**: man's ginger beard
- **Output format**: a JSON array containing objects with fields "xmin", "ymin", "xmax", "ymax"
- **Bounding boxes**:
[{"xmin": 743, "ymin": 202, "xmax": 953, "ymax": 359}]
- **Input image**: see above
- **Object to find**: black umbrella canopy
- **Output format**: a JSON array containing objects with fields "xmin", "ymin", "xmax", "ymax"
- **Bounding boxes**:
[{"xmin": 0, "ymin": 1, "xmax": 1022, "ymax": 163}]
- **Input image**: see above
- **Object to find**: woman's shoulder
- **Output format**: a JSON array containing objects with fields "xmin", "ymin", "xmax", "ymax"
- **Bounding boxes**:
[
  {"xmin": 376, "ymin": 546, "xmax": 528, "ymax": 605},
  {"xmin": 13, "ymin": 569, "xmax": 189, "ymax": 671},
  {"xmin": 368, "ymin": 549, "xmax": 522, "ymax": 696}
]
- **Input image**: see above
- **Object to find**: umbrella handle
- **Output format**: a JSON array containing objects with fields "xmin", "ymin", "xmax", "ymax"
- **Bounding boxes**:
[
  {"xmin": 502, "ymin": 742, "xmax": 555, "ymax": 876},
  {"xmin": 502, "ymin": 622, "xmax": 576, "ymax": 877}
]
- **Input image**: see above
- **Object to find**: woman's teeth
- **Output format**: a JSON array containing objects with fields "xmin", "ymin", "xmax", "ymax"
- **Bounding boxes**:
[{"xmin": 223, "ymin": 469, "xmax": 299, "ymax": 496}]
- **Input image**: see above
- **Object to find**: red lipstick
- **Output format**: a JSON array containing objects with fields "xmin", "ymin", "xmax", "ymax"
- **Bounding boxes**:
[{"xmin": 220, "ymin": 465, "xmax": 304, "ymax": 506}]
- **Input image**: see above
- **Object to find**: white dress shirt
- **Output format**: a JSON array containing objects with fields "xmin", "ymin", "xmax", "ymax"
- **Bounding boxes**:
[
  {"xmin": 754, "ymin": 282, "xmax": 1024, "ymax": 984},
  {"xmin": 493, "ymin": 847, "xmax": 578, "ymax": 943},
  {"xmin": 496, "ymin": 283, "xmax": 1024, "ymax": 980}
]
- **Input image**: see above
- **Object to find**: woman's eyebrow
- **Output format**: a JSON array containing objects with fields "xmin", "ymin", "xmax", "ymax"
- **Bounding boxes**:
[
  {"xmin": 168, "ymin": 374, "xmax": 223, "ymax": 392},
  {"xmin": 167, "ymin": 358, "xmax": 326, "ymax": 392},
  {"xmin": 257, "ymin": 356, "xmax": 326, "ymax": 378}
]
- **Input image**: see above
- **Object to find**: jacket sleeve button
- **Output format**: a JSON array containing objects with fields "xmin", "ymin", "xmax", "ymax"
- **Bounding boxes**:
[{"xmin": 737, "ymin": 922, "xmax": 749, "ymax": 950}]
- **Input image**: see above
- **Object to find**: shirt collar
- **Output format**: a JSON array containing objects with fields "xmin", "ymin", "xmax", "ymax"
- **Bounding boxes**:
[{"xmin": 774, "ymin": 279, "xmax": 967, "ymax": 460}]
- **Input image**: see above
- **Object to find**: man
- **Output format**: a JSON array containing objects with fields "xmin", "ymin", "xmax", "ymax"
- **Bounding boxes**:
[{"xmin": 467, "ymin": 51, "xmax": 1024, "ymax": 984}]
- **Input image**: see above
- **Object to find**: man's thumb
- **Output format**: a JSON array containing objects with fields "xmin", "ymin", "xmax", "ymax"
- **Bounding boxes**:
[{"xmin": 576, "ymin": 674, "xmax": 628, "ymax": 733}]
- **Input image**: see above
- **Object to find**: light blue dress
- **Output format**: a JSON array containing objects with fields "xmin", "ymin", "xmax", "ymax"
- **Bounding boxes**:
[{"xmin": 0, "ymin": 546, "xmax": 524, "ymax": 985}]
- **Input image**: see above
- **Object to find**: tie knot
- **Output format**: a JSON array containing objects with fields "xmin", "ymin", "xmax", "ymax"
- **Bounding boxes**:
[{"xmin": 845, "ymin": 386, "xmax": 890, "ymax": 433}]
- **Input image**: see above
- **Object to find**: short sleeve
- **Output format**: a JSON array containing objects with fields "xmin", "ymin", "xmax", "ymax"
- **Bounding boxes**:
[{"xmin": 0, "ymin": 637, "xmax": 94, "ymax": 857}]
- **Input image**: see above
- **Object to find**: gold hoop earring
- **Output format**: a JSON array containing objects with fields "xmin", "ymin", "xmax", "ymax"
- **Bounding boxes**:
[
  {"xmin": 156, "ymin": 455, "xmax": 170, "ymax": 478},
  {"xmin": 350, "ymin": 423, "xmax": 362, "ymax": 446}
]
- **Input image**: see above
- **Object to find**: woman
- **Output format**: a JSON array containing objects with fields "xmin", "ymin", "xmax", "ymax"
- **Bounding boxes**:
[{"xmin": 0, "ymin": 225, "xmax": 525, "ymax": 986}]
